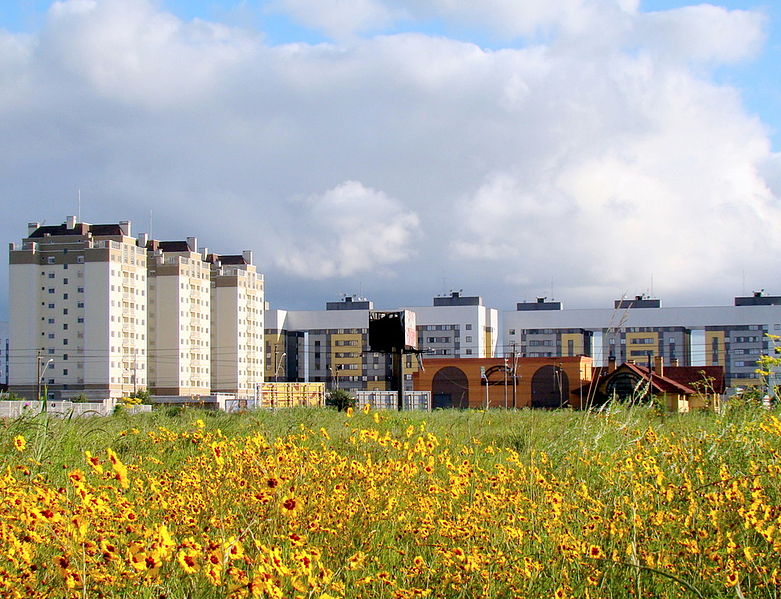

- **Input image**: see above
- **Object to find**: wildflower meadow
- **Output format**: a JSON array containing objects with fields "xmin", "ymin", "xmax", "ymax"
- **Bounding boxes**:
[{"xmin": 1, "ymin": 404, "xmax": 780, "ymax": 598}]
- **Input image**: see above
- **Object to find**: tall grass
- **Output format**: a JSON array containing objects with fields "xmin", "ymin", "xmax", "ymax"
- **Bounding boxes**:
[{"xmin": 1, "ymin": 404, "xmax": 780, "ymax": 598}]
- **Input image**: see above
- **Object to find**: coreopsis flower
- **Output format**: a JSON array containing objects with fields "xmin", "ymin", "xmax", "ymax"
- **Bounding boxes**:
[
  {"xmin": 13, "ymin": 435, "xmax": 26, "ymax": 452},
  {"xmin": 177, "ymin": 548, "xmax": 199, "ymax": 574},
  {"xmin": 281, "ymin": 495, "xmax": 302, "ymax": 517}
]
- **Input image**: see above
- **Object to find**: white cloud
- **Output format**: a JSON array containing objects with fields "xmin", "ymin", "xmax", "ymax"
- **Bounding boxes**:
[
  {"xmin": 270, "ymin": 0, "xmax": 402, "ymax": 39},
  {"xmin": 639, "ymin": 4, "xmax": 765, "ymax": 64},
  {"xmin": 274, "ymin": 181, "xmax": 419, "ymax": 278},
  {"xmin": 0, "ymin": 0, "xmax": 778, "ymax": 313}
]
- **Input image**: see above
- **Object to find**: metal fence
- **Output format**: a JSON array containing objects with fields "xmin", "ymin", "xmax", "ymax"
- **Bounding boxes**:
[
  {"xmin": 0, "ymin": 400, "xmax": 152, "ymax": 418},
  {"xmin": 354, "ymin": 391, "xmax": 431, "ymax": 411}
]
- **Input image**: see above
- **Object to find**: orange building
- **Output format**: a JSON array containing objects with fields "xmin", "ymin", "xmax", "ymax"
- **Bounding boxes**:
[{"xmin": 412, "ymin": 356, "xmax": 594, "ymax": 409}]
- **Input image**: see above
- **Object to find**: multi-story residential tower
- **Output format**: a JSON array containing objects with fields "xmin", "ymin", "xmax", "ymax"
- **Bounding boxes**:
[
  {"xmin": 209, "ymin": 252, "xmax": 265, "ymax": 397},
  {"xmin": 503, "ymin": 293, "xmax": 781, "ymax": 388},
  {"xmin": 9, "ymin": 217, "xmax": 148, "ymax": 399},
  {"xmin": 146, "ymin": 238, "xmax": 211, "ymax": 397},
  {"xmin": 9, "ymin": 217, "xmax": 264, "ymax": 400}
]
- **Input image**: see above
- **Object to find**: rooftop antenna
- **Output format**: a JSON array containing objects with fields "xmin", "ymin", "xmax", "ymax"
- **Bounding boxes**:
[
  {"xmin": 650, "ymin": 273, "xmax": 654, "ymax": 298},
  {"xmin": 148, "ymin": 210, "xmax": 153, "ymax": 239},
  {"xmin": 77, "ymin": 189, "xmax": 81, "ymax": 222}
]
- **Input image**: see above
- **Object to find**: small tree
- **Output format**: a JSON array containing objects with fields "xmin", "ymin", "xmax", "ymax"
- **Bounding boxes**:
[
  {"xmin": 130, "ymin": 389, "xmax": 152, "ymax": 404},
  {"xmin": 326, "ymin": 389, "xmax": 356, "ymax": 412}
]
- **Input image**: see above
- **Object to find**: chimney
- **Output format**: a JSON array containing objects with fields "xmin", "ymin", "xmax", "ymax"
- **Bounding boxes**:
[
  {"xmin": 66, "ymin": 215, "xmax": 77, "ymax": 229},
  {"xmin": 608, "ymin": 356, "xmax": 617, "ymax": 373},
  {"xmin": 186, "ymin": 236, "xmax": 198, "ymax": 253},
  {"xmin": 137, "ymin": 233, "xmax": 148, "ymax": 248},
  {"xmin": 671, "ymin": 358, "xmax": 680, "ymax": 367},
  {"xmin": 654, "ymin": 355, "xmax": 664, "ymax": 377},
  {"xmin": 27, "ymin": 222, "xmax": 40, "ymax": 236},
  {"xmin": 119, "ymin": 220, "xmax": 131, "ymax": 237},
  {"xmin": 242, "ymin": 250, "xmax": 253, "ymax": 265}
]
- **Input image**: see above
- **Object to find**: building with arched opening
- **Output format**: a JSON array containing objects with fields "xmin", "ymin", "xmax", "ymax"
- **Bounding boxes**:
[{"xmin": 413, "ymin": 356, "xmax": 593, "ymax": 409}]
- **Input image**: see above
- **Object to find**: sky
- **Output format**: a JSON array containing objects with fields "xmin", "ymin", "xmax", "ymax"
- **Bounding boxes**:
[{"xmin": 1, "ymin": 0, "xmax": 780, "ymax": 316}]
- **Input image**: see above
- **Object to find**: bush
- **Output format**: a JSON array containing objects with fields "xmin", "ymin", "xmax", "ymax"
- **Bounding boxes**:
[{"xmin": 325, "ymin": 389, "xmax": 356, "ymax": 412}]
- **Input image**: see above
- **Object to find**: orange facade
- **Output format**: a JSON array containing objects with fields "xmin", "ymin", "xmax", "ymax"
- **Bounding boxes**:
[{"xmin": 412, "ymin": 357, "xmax": 593, "ymax": 409}]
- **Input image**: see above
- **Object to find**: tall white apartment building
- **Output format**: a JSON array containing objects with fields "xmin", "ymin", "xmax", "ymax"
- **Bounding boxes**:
[
  {"xmin": 8, "ymin": 217, "xmax": 264, "ymax": 400},
  {"xmin": 147, "ymin": 239, "xmax": 211, "ymax": 397},
  {"xmin": 9, "ymin": 217, "xmax": 148, "ymax": 399},
  {"xmin": 209, "ymin": 251, "xmax": 264, "ymax": 397}
]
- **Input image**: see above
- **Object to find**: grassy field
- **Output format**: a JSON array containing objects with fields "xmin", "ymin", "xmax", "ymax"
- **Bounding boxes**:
[{"xmin": 1, "ymin": 403, "xmax": 780, "ymax": 598}]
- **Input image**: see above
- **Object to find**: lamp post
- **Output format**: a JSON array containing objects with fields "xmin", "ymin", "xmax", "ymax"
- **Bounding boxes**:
[
  {"xmin": 272, "ymin": 353, "xmax": 286, "ymax": 410},
  {"xmin": 37, "ymin": 356, "xmax": 54, "ymax": 412},
  {"xmin": 274, "ymin": 351, "xmax": 286, "ymax": 382},
  {"xmin": 481, "ymin": 366, "xmax": 488, "ymax": 409}
]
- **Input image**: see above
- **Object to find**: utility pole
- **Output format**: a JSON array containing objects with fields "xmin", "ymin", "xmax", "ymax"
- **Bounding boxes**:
[
  {"xmin": 36, "ymin": 351, "xmax": 42, "ymax": 404},
  {"xmin": 511, "ymin": 343, "xmax": 518, "ymax": 409},
  {"xmin": 503, "ymin": 358, "xmax": 508, "ymax": 409}
]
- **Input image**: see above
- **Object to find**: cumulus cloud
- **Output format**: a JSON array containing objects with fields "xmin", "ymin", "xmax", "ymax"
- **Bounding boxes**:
[
  {"xmin": 0, "ymin": 0, "xmax": 778, "ymax": 314},
  {"xmin": 274, "ymin": 181, "xmax": 419, "ymax": 278},
  {"xmin": 269, "ymin": 0, "xmax": 402, "ymax": 39}
]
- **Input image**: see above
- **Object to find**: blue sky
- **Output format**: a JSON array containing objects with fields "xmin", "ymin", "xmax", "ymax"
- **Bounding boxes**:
[{"xmin": 1, "ymin": 0, "xmax": 780, "ymax": 314}]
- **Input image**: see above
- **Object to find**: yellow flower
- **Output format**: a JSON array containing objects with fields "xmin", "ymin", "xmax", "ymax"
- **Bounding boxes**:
[
  {"xmin": 177, "ymin": 548, "xmax": 199, "ymax": 573},
  {"xmin": 13, "ymin": 435, "xmax": 26, "ymax": 452}
]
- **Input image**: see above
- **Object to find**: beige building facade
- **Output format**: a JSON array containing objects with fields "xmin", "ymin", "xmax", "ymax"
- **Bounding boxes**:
[{"xmin": 8, "ymin": 217, "xmax": 264, "ymax": 400}]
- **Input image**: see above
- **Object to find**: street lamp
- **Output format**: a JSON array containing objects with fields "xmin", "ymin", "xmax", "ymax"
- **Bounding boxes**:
[
  {"xmin": 274, "ymin": 352, "xmax": 287, "ymax": 382},
  {"xmin": 38, "ymin": 357, "xmax": 54, "ymax": 412}
]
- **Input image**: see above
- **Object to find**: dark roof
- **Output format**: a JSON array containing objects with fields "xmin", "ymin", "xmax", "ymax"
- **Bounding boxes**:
[
  {"xmin": 664, "ymin": 366, "xmax": 726, "ymax": 394},
  {"xmin": 622, "ymin": 362, "xmax": 693, "ymax": 394},
  {"xmin": 216, "ymin": 255, "xmax": 247, "ymax": 265},
  {"xmin": 156, "ymin": 241, "xmax": 191, "ymax": 253},
  {"xmin": 204, "ymin": 253, "xmax": 247, "ymax": 265},
  {"xmin": 571, "ymin": 362, "xmax": 726, "ymax": 398},
  {"xmin": 28, "ymin": 223, "xmax": 124, "ymax": 238}
]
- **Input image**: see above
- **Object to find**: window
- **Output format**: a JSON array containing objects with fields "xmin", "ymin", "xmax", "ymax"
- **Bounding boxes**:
[
  {"xmin": 63, "ymin": 278, "xmax": 68, "ymax": 284},
  {"xmin": 77, "ymin": 287, "xmax": 84, "ymax": 293},
  {"xmin": 48, "ymin": 288, "xmax": 54, "ymax": 294},
  {"xmin": 47, "ymin": 257, "xmax": 55, "ymax": 264},
  {"xmin": 63, "ymin": 369, "xmax": 68, "ymax": 376},
  {"xmin": 63, "ymin": 293, "xmax": 68, "ymax": 300},
  {"xmin": 48, "ymin": 303, "xmax": 54, "ymax": 309},
  {"xmin": 77, "ymin": 256, "xmax": 84, "ymax": 264},
  {"xmin": 77, "ymin": 317, "xmax": 84, "ymax": 323},
  {"xmin": 465, "ymin": 324, "xmax": 472, "ymax": 330},
  {"xmin": 48, "ymin": 318, "xmax": 55, "ymax": 324},
  {"xmin": 48, "ymin": 333, "xmax": 55, "ymax": 339},
  {"xmin": 77, "ymin": 302, "xmax": 84, "ymax": 308},
  {"xmin": 63, "ymin": 308, "xmax": 68, "ymax": 315},
  {"xmin": 48, "ymin": 273, "xmax": 55, "ymax": 279},
  {"xmin": 509, "ymin": 329, "xmax": 516, "ymax": 335},
  {"xmin": 63, "ymin": 339, "xmax": 68, "ymax": 345},
  {"xmin": 465, "ymin": 336, "xmax": 472, "ymax": 343}
]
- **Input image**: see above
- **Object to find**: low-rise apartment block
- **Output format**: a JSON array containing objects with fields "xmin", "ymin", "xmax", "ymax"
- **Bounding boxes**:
[
  {"xmin": 503, "ymin": 293, "xmax": 781, "ymax": 387},
  {"xmin": 264, "ymin": 292, "xmax": 499, "ymax": 392}
]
